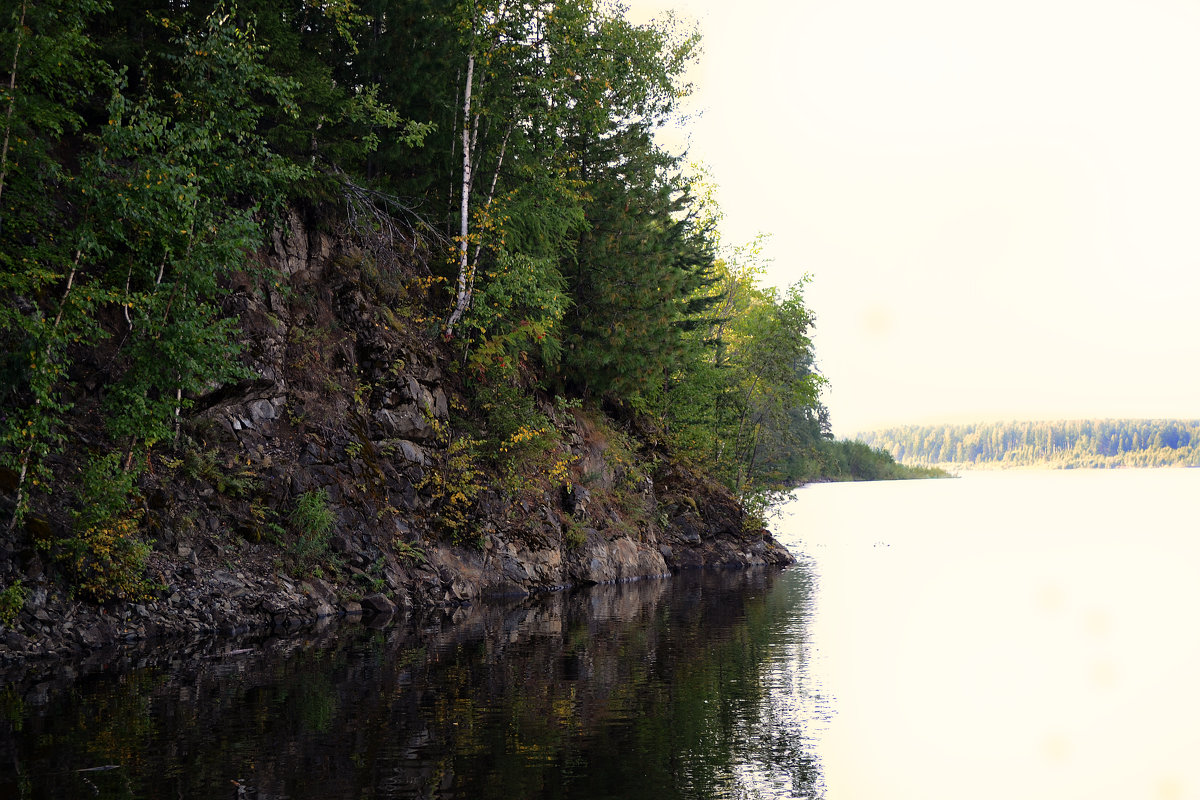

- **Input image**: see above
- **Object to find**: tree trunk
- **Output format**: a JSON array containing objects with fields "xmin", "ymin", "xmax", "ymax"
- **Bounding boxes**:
[
  {"xmin": 444, "ymin": 52, "xmax": 475, "ymax": 338},
  {"xmin": 0, "ymin": 0, "xmax": 29, "ymax": 214},
  {"xmin": 7, "ymin": 247, "xmax": 83, "ymax": 533}
]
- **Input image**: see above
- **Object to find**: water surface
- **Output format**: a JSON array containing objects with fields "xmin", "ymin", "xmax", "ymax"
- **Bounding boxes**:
[
  {"xmin": 0, "ymin": 568, "xmax": 824, "ymax": 799},
  {"xmin": 778, "ymin": 468, "xmax": 1200, "ymax": 800}
]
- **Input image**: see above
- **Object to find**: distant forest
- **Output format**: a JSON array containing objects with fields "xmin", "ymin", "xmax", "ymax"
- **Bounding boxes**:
[{"xmin": 860, "ymin": 420, "xmax": 1200, "ymax": 469}]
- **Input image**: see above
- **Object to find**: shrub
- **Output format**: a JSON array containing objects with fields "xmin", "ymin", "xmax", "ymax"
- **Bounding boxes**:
[
  {"xmin": 419, "ymin": 437, "xmax": 483, "ymax": 547},
  {"xmin": 289, "ymin": 489, "xmax": 336, "ymax": 561},
  {"xmin": 564, "ymin": 521, "xmax": 587, "ymax": 550},
  {"xmin": 0, "ymin": 580, "xmax": 27, "ymax": 627},
  {"xmin": 63, "ymin": 513, "xmax": 155, "ymax": 603},
  {"xmin": 47, "ymin": 454, "xmax": 156, "ymax": 603},
  {"xmin": 473, "ymin": 382, "xmax": 572, "ymax": 496}
]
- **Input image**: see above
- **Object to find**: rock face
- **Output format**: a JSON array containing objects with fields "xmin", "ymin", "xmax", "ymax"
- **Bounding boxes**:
[{"xmin": 0, "ymin": 209, "xmax": 794, "ymax": 663}]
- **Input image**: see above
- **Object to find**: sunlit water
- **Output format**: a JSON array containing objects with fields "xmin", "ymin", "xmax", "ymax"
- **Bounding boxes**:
[
  {"xmin": 777, "ymin": 468, "xmax": 1200, "ymax": 800},
  {"xmin": 3, "ymin": 468, "xmax": 1198, "ymax": 799}
]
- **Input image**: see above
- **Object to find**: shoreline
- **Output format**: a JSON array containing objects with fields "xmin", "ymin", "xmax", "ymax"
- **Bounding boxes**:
[{"xmin": 0, "ymin": 560, "xmax": 794, "ymax": 678}]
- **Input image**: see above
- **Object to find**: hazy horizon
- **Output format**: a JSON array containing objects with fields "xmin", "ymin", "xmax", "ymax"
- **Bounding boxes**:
[
  {"xmin": 851, "ymin": 413, "xmax": 1200, "ymax": 439},
  {"xmin": 628, "ymin": 0, "xmax": 1200, "ymax": 436}
]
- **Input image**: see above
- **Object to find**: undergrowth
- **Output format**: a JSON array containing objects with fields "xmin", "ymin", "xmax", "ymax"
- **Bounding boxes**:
[
  {"xmin": 35, "ymin": 453, "xmax": 158, "ymax": 603},
  {"xmin": 289, "ymin": 489, "xmax": 336, "ymax": 564}
]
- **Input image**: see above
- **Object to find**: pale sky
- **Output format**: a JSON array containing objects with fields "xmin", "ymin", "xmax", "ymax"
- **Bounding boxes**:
[{"xmin": 626, "ymin": 0, "xmax": 1200, "ymax": 436}]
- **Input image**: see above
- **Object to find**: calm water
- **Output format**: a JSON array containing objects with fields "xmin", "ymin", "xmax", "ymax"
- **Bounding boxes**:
[
  {"xmin": 0, "ymin": 568, "xmax": 824, "ymax": 799},
  {"xmin": 3, "ymin": 468, "xmax": 1198, "ymax": 799},
  {"xmin": 777, "ymin": 467, "xmax": 1200, "ymax": 800}
]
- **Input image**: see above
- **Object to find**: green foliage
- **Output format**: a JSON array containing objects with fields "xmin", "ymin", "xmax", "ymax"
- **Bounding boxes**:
[
  {"xmin": 248, "ymin": 500, "xmax": 286, "ymax": 545},
  {"xmin": 561, "ymin": 132, "xmax": 719, "ymax": 402},
  {"xmin": 289, "ymin": 488, "xmax": 335, "ymax": 561},
  {"xmin": 464, "ymin": 250, "xmax": 570, "ymax": 380},
  {"xmin": 0, "ymin": 0, "xmax": 115, "ymax": 527},
  {"xmin": 472, "ymin": 382, "xmax": 572, "ymax": 495},
  {"xmin": 740, "ymin": 488, "xmax": 787, "ymax": 533},
  {"xmin": 44, "ymin": 453, "xmax": 157, "ymax": 603},
  {"xmin": 0, "ymin": 0, "xmax": 878, "ymax": 556},
  {"xmin": 658, "ymin": 249, "xmax": 826, "ymax": 500},
  {"xmin": 563, "ymin": 520, "xmax": 587, "ymax": 550},
  {"xmin": 806, "ymin": 439, "xmax": 948, "ymax": 482},
  {"xmin": 0, "ymin": 2, "xmax": 306, "ymax": 530},
  {"xmin": 180, "ymin": 442, "xmax": 257, "ymax": 496},
  {"xmin": 0, "ymin": 579, "xmax": 27, "ymax": 627},
  {"xmin": 94, "ymin": 7, "xmax": 306, "ymax": 448},
  {"xmin": 394, "ymin": 541, "xmax": 426, "ymax": 564}
]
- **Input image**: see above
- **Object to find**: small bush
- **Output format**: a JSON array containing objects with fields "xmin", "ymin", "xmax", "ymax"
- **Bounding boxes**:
[
  {"xmin": 564, "ymin": 521, "xmax": 587, "ymax": 550},
  {"xmin": 395, "ymin": 541, "xmax": 427, "ymax": 564},
  {"xmin": 51, "ymin": 454, "xmax": 156, "ymax": 603},
  {"xmin": 0, "ymin": 580, "xmax": 27, "ymax": 627},
  {"xmin": 63, "ymin": 513, "xmax": 155, "ymax": 603},
  {"xmin": 474, "ymin": 382, "xmax": 573, "ymax": 496},
  {"xmin": 419, "ymin": 437, "xmax": 483, "ymax": 547},
  {"xmin": 289, "ymin": 489, "xmax": 336, "ymax": 562}
]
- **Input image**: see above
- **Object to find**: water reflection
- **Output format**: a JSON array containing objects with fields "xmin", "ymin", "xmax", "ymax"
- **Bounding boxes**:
[{"xmin": 0, "ymin": 567, "xmax": 825, "ymax": 800}]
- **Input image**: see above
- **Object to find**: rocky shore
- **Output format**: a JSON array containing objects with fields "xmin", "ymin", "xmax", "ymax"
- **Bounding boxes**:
[{"xmin": 0, "ymin": 211, "xmax": 794, "ymax": 665}]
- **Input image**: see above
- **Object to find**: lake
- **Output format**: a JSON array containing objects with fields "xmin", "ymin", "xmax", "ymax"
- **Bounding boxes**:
[
  {"xmin": 2, "ymin": 468, "xmax": 1197, "ymax": 799},
  {"xmin": 778, "ymin": 467, "xmax": 1200, "ymax": 800}
]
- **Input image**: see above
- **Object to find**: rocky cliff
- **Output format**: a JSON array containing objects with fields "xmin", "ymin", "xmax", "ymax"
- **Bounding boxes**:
[{"xmin": 0, "ymin": 209, "xmax": 793, "ymax": 662}]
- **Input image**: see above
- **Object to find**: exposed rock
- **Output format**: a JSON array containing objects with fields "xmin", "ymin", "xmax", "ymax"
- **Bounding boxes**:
[
  {"xmin": 361, "ymin": 593, "xmax": 396, "ymax": 617},
  {"xmin": 564, "ymin": 486, "xmax": 590, "ymax": 519},
  {"xmin": 248, "ymin": 399, "xmax": 277, "ymax": 424},
  {"xmin": 372, "ymin": 406, "xmax": 435, "ymax": 440}
]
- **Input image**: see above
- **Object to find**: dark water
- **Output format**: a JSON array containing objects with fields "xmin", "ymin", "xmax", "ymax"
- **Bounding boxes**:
[{"xmin": 0, "ymin": 567, "xmax": 824, "ymax": 800}]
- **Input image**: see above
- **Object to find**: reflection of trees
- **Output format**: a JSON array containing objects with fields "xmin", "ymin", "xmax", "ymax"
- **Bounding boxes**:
[{"xmin": 0, "ymin": 568, "xmax": 824, "ymax": 800}]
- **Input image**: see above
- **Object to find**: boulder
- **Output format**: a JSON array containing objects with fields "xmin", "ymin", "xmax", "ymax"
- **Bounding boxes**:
[{"xmin": 360, "ymin": 593, "xmax": 396, "ymax": 617}]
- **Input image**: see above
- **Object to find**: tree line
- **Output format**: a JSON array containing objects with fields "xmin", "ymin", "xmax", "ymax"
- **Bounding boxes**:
[{"xmin": 860, "ymin": 419, "xmax": 1200, "ymax": 469}]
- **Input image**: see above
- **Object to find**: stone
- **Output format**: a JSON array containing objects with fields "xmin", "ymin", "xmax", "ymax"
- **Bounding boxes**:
[
  {"xmin": 396, "ymin": 439, "xmax": 427, "ymax": 465},
  {"xmin": 261, "ymin": 597, "xmax": 289, "ymax": 615},
  {"xmin": 305, "ymin": 578, "xmax": 337, "ymax": 602},
  {"xmin": 384, "ymin": 569, "xmax": 402, "ymax": 591},
  {"xmin": 372, "ymin": 406, "xmax": 435, "ymax": 441},
  {"xmin": 360, "ymin": 593, "xmax": 396, "ymax": 616},
  {"xmin": 503, "ymin": 559, "xmax": 531, "ymax": 584},
  {"xmin": 3, "ymin": 631, "xmax": 30, "ymax": 650},
  {"xmin": 248, "ymin": 399, "xmax": 276, "ymax": 424},
  {"xmin": 271, "ymin": 209, "xmax": 309, "ymax": 277},
  {"xmin": 431, "ymin": 388, "xmax": 449, "ymax": 419},
  {"xmin": 447, "ymin": 578, "xmax": 474, "ymax": 602},
  {"xmin": 79, "ymin": 624, "xmax": 106, "ymax": 649},
  {"xmin": 565, "ymin": 486, "xmax": 590, "ymax": 518}
]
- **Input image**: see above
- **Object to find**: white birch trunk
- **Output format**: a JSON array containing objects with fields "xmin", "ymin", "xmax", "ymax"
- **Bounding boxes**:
[{"xmin": 444, "ymin": 52, "xmax": 475, "ymax": 337}]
